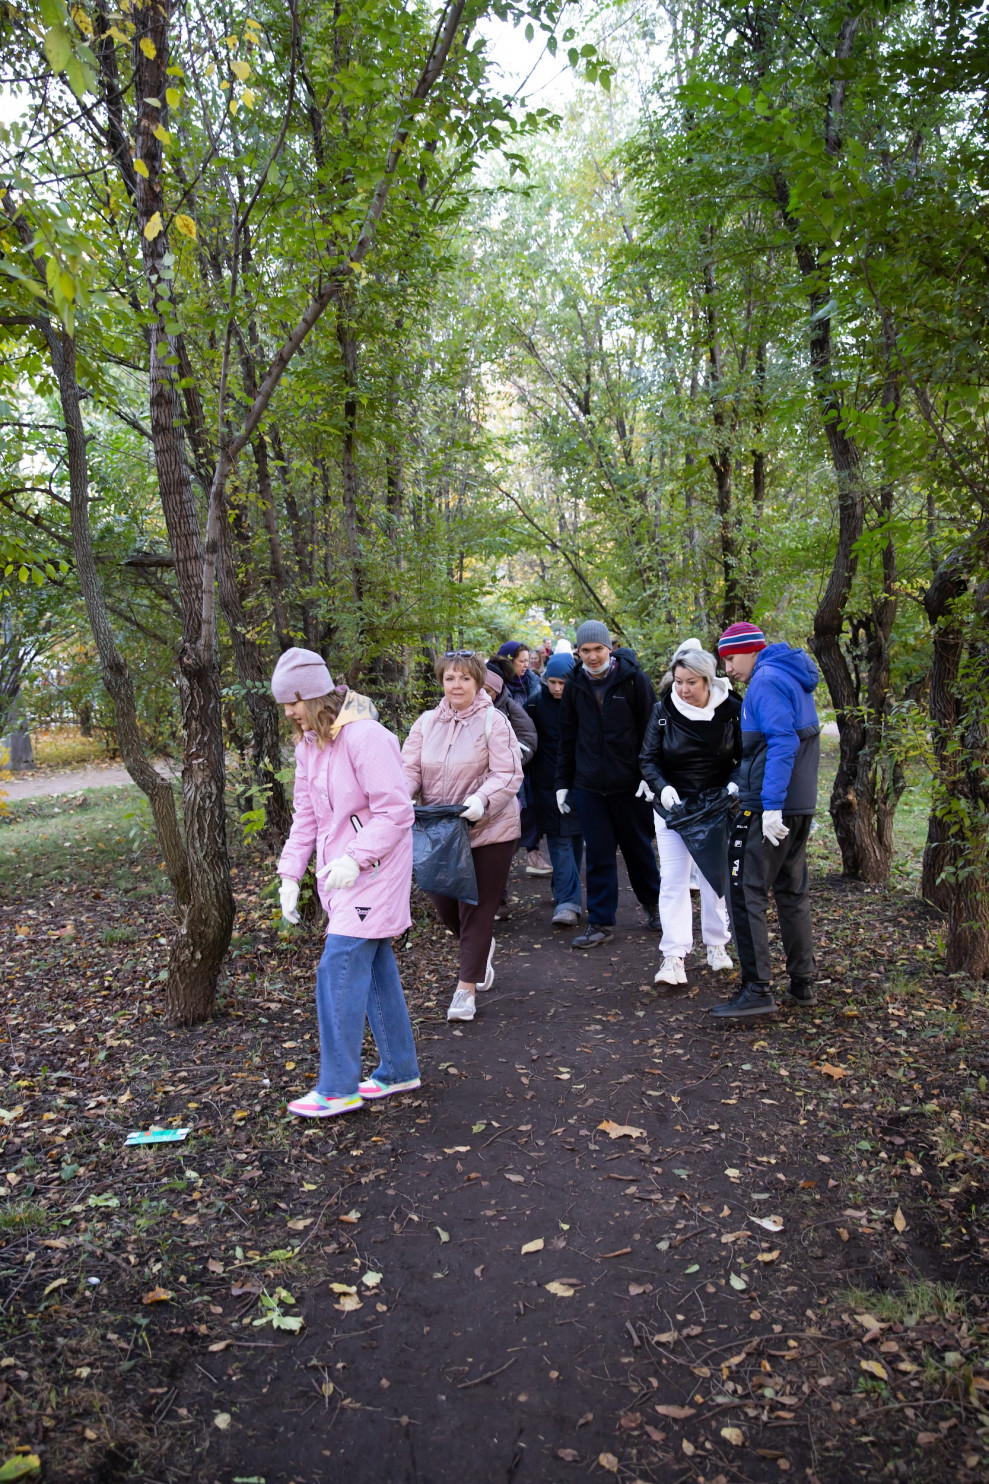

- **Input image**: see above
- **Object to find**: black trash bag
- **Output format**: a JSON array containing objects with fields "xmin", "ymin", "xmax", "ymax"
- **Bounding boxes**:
[
  {"xmin": 657, "ymin": 786, "xmax": 736, "ymax": 899},
  {"xmin": 412, "ymin": 805, "xmax": 478, "ymax": 904}
]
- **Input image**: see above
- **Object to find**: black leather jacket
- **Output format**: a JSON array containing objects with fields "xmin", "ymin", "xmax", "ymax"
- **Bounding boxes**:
[{"xmin": 639, "ymin": 687, "xmax": 742, "ymax": 802}]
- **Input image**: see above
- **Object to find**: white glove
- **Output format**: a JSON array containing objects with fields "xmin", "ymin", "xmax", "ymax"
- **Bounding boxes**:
[
  {"xmin": 762, "ymin": 809, "xmax": 789, "ymax": 845},
  {"xmin": 460, "ymin": 794, "xmax": 484, "ymax": 823},
  {"xmin": 660, "ymin": 785, "xmax": 681, "ymax": 810},
  {"xmin": 635, "ymin": 779, "xmax": 655, "ymax": 802},
  {"xmin": 318, "ymin": 854, "xmax": 360, "ymax": 890},
  {"xmin": 556, "ymin": 788, "xmax": 571, "ymax": 815},
  {"xmin": 279, "ymin": 878, "xmax": 301, "ymax": 924},
  {"xmin": 726, "ymin": 782, "xmax": 739, "ymax": 796}
]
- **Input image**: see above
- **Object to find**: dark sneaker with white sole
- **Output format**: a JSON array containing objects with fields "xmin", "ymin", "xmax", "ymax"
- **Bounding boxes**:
[
  {"xmin": 787, "ymin": 980, "xmax": 818, "ymax": 1006},
  {"xmin": 572, "ymin": 925, "xmax": 614, "ymax": 949},
  {"xmin": 708, "ymin": 982, "xmax": 778, "ymax": 1019}
]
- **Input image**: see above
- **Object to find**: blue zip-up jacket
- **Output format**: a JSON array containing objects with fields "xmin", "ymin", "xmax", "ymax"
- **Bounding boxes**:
[{"xmin": 737, "ymin": 645, "xmax": 821, "ymax": 814}]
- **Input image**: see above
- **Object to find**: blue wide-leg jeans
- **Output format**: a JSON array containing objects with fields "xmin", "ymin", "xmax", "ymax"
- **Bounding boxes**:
[{"xmin": 314, "ymin": 935, "xmax": 419, "ymax": 1098}]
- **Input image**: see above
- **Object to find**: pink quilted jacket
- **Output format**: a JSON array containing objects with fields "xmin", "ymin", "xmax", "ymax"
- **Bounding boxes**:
[{"xmin": 402, "ymin": 692, "xmax": 523, "ymax": 847}]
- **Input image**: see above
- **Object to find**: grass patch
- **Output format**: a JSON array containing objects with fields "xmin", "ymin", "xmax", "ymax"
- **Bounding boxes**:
[
  {"xmin": 29, "ymin": 726, "xmax": 115, "ymax": 768},
  {"xmin": 839, "ymin": 1279, "xmax": 967, "ymax": 1327},
  {"xmin": 100, "ymin": 925, "xmax": 138, "ymax": 945},
  {"xmin": 0, "ymin": 1200, "xmax": 50, "ymax": 1233},
  {"xmin": 0, "ymin": 788, "xmax": 155, "ymax": 894}
]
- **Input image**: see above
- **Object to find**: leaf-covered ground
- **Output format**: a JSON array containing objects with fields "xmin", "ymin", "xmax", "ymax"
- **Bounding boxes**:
[{"xmin": 1, "ymin": 775, "xmax": 987, "ymax": 1484}]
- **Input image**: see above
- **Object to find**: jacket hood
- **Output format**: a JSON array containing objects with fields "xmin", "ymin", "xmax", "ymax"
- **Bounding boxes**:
[
  {"xmin": 434, "ymin": 690, "xmax": 493, "ymax": 723},
  {"xmin": 754, "ymin": 644, "xmax": 819, "ymax": 692},
  {"xmin": 328, "ymin": 688, "xmax": 380, "ymax": 739}
]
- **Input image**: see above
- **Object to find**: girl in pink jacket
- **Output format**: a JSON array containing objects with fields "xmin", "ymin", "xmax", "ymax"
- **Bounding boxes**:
[
  {"xmin": 273, "ymin": 648, "xmax": 420, "ymax": 1118},
  {"xmin": 402, "ymin": 651, "xmax": 523, "ymax": 1024}
]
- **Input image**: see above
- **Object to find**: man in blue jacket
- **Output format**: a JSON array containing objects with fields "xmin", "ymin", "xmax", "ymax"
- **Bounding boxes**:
[{"xmin": 711, "ymin": 622, "xmax": 821, "ymax": 1019}]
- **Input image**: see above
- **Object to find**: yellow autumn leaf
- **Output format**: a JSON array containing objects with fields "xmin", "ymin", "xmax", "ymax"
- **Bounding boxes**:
[
  {"xmin": 820, "ymin": 1062, "xmax": 848, "ymax": 1080},
  {"xmin": 520, "ymin": 1238, "xmax": 544, "ymax": 1255},
  {"xmin": 597, "ymin": 1455, "xmax": 618, "ymax": 1474},
  {"xmin": 755, "ymin": 1248, "xmax": 780, "ymax": 1263},
  {"xmin": 165, "ymin": 86, "xmax": 180, "ymax": 107},
  {"xmin": 139, "ymin": 37, "xmax": 156, "ymax": 59},
  {"xmin": 143, "ymin": 211, "xmax": 163, "ymax": 240},
  {"xmin": 241, "ymin": 88, "xmax": 255, "ymax": 108},
  {"xmin": 229, "ymin": 98, "xmax": 239, "ymax": 115},
  {"xmin": 153, "ymin": 124, "xmax": 170, "ymax": 144},
  {"xmin": 720, "ymin": 1426, "xmax": 744, "ymax": 1446},
  {"xmin": 893, "ymin": 1206, "xmax": 907, "ymax": 1233},
  {"xmin": 544, "ymin": 1280, "xmax": 575, "ymax": 1297},
  {"xmin": 860, "ymin": 1359, "xmax": 889, "ymax": 1382},
  {"xmin": 133, "ymin": 158, "xmax": 149, "ymax": 178},
  {"xmin": 231, "ymin": 58, "xmax": 251, "ymax": 80}
]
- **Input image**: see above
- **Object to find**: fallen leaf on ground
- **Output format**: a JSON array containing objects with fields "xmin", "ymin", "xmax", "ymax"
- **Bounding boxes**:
[
  {"xmin": 142, "ymin": 1287, "xmax": 173, "ymax": 1304},
  {"xmin": 545, "ymin": 1280, "xmax": 575, "ymax": 1297},
  {"xmin": 721, "ymin": 1426, "xmax": 744, "ymax": 1446},
  {"xmin": 751, "ymin": 1215, "xmax": 783, "ymax": 1231},
  {"xmin": 435, "ymin": 1227, "xmax": 450, "ymax": 1243},
  {"xmin": 213, "ymin": 1413, "xmax": 231, "ymax": 1430},
  {"xmin": 339, "ymin": 1209, "xmax": 361, "ymax": 1224},
  {"xmin": 860, "ymin": 1359, "xmax": 889, "ymax": 1381},
  {"xmin": 207, "ymin": 1340, "xmax": 231, "ymax": 1352},
  {"xmin": 756, "ymin": 1249, "xmax": 780, "ymax": 1264},
  {"xmin": 556, "ymin": 1449, "xmax": 579, "ymax": 1462},
  {"xmin": 820, "ymin": 1062, "xmax": 848, "ymax": 1079},
  {"xmin": 681, "ymin": 1438, "xmax": 696, "ymax": 1456},
  {"xmin": 577, "ymin": 1411, "xmax": 593, "ymax": 1427},
  {"xmin": 729, "ymin": 1272, "xmax": 747, "ymax": 1290},
  {"xmin": 655, "ymin": 1404, "xmax": 696, "ymax": 1419},
  {"xmin": 893, "ymin": 1207, "xmax": 907, "ymax": 1233},
  {"xmin": 598, "ymin": 1453, "xmax": 619, "ymax": 1473},
  {"xmin": 286, "ymin": 1218, "xmax": 312, "ymax": 1231},
  {"xmin": 335, "ymin": 1294, "xmax": 362, "ymax": 1313},
  {"xmin": 598, "ymin": 1120, "xmax": 645, "ymax": 1140},
  {"xmin": 0, "ymin": 1456, "xmax": 41, "ymax": 1480},
  {"xmin": 521, "ymin": 1238, "xmax": 544, "ymax": 1254},
  {"xmin": 361, "ymin": 1271, "xmax": 382, "ymax": 1287}
]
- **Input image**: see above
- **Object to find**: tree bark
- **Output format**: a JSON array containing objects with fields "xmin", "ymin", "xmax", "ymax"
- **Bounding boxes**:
[{"xmin": 131, "ymin": 1, "xmax": 234, "ymax": 1022}]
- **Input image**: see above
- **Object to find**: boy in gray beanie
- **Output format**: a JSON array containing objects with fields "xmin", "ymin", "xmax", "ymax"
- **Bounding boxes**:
[{"xmin": 555, "ymin": 623, "xmax": 660, "ymax": 947}]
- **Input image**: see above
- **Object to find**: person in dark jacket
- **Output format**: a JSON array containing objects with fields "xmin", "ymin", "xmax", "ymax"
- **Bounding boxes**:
[
  {"xmin": 483, "ymin": 667, "xmax": 538, "ymax": 763},
  {"xmin": 555, "ymin": 620, "xmax": 661, "ymax": 947},
  {"xmin": 497, "ymin": 641, "xmax": 542, "ymax": 705},
  {"xmin": 526, "ymin": 651, "xmax": 583, "ymax": 926},
  {"xmin": 640, "ymin": 640, "xmax": 742, "ymax": 987},
  {"xmin": 712, "ymin": 622, "xmax": 821, "ymax": 1019},
  {"xmin": 489, "ymin": 654, "xmax": 550, "ymax": 876}
]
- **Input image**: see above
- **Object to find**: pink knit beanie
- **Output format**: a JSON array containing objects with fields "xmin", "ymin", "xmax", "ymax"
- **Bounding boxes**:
[
  {"xmin": 484, "ymin": 668, "xmax": 505, "ymax": 695},
  {"xmin": 270, "ymin": 647, "xmax": 334, "ymax": 703}
]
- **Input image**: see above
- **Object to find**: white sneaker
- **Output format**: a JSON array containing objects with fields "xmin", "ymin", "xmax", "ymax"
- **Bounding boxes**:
[
  {"xmin": 654, "ymin": 955, "xmax": 687, "ymax": 986},
  {"xmin": 447, "ymin": 988, "xmax": 476, "ymax": 1021},
  {"xmin": 479, "ymin": 937, "xmax": 496, "ymax": 991},
  {"xmin": 706, "ymin": 945, "xmax": 734, "ymax": 972}
]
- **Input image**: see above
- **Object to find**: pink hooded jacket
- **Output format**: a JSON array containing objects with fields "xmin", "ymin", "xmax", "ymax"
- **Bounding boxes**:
[
  {"xmin": 402, "ymin": 691, "xmax": 523, "ymax": 847},
  {"xmin": 277, "ymin": 699, "xmax": 414, "ymax": 939}
]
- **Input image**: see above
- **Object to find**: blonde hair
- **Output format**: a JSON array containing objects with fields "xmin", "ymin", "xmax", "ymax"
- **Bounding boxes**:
[
  {"xmin": 289, "ymin": 691, "xmax": 345, "ymax": 746},
  {"xmin": 434, "ymin": 652, "xmax": 488, "ymax": 689},
  {"xmin": 659, "ymin": 639, "xmax": 717, "ymax": 694}
]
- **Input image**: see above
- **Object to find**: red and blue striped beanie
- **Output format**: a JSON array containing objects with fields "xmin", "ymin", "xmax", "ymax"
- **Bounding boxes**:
[{"xmin": 717, "ymin": 621, "xmax": 767, "ymax": 656}]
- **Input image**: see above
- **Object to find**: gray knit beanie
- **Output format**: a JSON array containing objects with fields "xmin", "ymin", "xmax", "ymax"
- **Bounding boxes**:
[
  {"xmin": 574, "ymin": 620, "xmax": 611, "ymax": 649},
  {"xmin": 270, "ymin": 647, "xmax": 334, "ymax": 703}
]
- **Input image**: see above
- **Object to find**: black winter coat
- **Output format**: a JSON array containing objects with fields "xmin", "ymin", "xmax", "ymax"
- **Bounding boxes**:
[
  {"xmin": 525, "ymin": 686, "xmax": 581, "ymax": 837},
  {"xmin": 555, "ymin": 654, "xmax": 657, "ymax": 795},
  {"xmin": 492, "ymin": 690, "xmax": 538, "ymax": 765},
  {"xmin": 639, "ymin": 687, "xmax": 742, "ymax": 803}
]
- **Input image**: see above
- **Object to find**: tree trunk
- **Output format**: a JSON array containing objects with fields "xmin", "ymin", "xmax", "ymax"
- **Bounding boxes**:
[
  {"xmin": 132, "ymin": 1, "xmax": 234, "ymax": 1022},
  {"xmin": 921, "ymin": 542, "xmax": 989, "ymax": 977}
]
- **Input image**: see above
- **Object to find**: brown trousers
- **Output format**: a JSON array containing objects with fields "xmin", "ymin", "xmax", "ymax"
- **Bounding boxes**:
[{"xmin": 428, "ymin": 838, "xmax": 517, "ymax": 983}]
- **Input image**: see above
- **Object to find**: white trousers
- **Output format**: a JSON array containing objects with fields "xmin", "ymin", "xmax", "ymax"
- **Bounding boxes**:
[{"xmin": 654, "ymin": 815, "xmax": 730, "ymax": 957}]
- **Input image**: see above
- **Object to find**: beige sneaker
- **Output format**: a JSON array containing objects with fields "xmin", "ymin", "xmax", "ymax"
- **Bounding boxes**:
[{"xmin": 525, "ymin": 850, "xmax": 553, "ymax": 877}]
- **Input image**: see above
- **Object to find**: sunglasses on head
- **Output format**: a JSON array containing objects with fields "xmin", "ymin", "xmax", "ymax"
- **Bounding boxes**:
[{"xmin": 443, "ymin": 649, "xmax": 476, "ymax": 658}]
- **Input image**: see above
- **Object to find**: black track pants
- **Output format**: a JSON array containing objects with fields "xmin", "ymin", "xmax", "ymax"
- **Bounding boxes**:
[{"xmin": 727, "ymin": 811, "xmax": 815, "ymax": 990}]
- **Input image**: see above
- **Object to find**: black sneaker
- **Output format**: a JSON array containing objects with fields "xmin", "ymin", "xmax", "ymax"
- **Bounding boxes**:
[
  {"xmin": 572, "ymin": 925, "xmax": 615, "ymax": 950},
  {"xmin": 787, "ymin": 980, "xmax": 818, "ymax": 1007},
  {"xmin": 708, "ymin": 982, "xmax": 778, "ymax": 1019},
  {"xmin": 645, "ymin": 909, "xmax": 662, "ymax": 932}
]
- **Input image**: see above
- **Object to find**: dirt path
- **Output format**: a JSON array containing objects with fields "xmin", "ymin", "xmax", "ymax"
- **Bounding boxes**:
[
  {"xmin": 2, "ymin": 762, "xmax": 145, "ymax": 800},
  {"xmin": 191, "ymin": 868, "xmax": 881, "ymax": 1484}
]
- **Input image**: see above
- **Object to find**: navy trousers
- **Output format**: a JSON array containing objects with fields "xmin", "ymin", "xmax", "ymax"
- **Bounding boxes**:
[{"xmin": 571, "ymin": 789, "xmax": 660, "ymax": 927}]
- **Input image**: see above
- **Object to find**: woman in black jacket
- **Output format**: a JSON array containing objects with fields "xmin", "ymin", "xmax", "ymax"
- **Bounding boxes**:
[{"xmin": 639, "ymin": 640, "xmax": 742, "ymax": 987}]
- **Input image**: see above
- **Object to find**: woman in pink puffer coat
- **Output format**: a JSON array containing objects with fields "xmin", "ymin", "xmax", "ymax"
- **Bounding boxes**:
[
  {"xmin": 402, "ymin": 650, "xmax": 523, "ymax": 1024},
  {"xmin": 273, "ymin": 648, "xmax": 420, "ymax": 1119}
]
